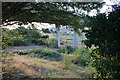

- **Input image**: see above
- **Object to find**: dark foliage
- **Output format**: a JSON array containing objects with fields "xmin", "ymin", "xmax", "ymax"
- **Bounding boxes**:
[
  {"xmin": 84, "ymin": 5, "xmax": 120, "ymax": 79},
  {"xmin": 57, "ymin": 45, "xmax": 75, "ymax": 54},
  {"xmin": 14, "ymin": 48, "xmax": 62, "ymax": 61}
]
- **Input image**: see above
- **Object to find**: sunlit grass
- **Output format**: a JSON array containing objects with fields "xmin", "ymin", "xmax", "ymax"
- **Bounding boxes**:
[{"xmin": 2, "ymin": 50, "xmax": 96, "ymax": 78}]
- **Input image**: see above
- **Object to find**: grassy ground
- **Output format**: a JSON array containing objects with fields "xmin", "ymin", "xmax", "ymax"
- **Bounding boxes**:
[
  {"xmin": 2, "ymin": 51, "xmax": 96, "ymax": 79},
  {"xmin": 5, "ymin": 46, "xmax": 59, "ymax": 52}
]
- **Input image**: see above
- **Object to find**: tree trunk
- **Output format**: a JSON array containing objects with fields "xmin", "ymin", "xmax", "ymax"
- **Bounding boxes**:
[{"xmin": 73, "ymin": 32, "xmax": 78, "ymax": 48}]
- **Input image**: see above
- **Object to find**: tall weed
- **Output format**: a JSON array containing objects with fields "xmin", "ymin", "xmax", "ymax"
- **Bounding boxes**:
[{"xmin": 62, "ymin": 50, "xmax": 72, "ymax": 69}]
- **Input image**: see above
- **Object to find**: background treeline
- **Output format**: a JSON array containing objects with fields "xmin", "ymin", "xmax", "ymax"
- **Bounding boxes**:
[{"xmin": 2, "ymin": 26, "xmax": 50, "ymax": 49}]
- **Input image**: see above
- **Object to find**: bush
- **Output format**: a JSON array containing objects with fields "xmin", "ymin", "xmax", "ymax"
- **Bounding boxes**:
[
  {"xmin": 32, "ymin": 38, "xmax": 46, "ymax": 45},
  {"xmin": 2, "ymin": 28, "xmax": 12, "ymax": 49},
  {"xmin": 57, "ymin": 45, "xmax": 75, "ymax": 54},
  {"xmin": 46, "ymin": 38, "xmax": 57, "ymax": 48},
  {"xmin": 60, "ymin": 41, "xmax": 65, "ymax": 45},
  {"xmin": 2, "ymin": 26, "xmax": 49, "ymax": 47},
  {"xmin": 71, "ymin": 47, "xmax": 91, "ymax": 66},
  {"xmin": 16, "ymin": 48, "xmax": 62, "ymax": 61},
  {"xmin": 2, "ymin": 50, "xmax": 14, "ymax": 57},
  {"xmin": 41, "ymin": 35, "xmax": 49, "ymax": 38},
  {"xmin": 11, "ymin": 37, "xmax": 30, "ymax": 46},
  {"xmin": 12, "ymin": 39, "xmax": 29, "ymax": 46}
]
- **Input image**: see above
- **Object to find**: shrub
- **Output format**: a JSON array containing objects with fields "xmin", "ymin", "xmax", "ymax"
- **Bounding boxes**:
[
  {"xmin": 16, "ymin": 48, "xmax": 62, "ymax": 61},
  {"xmin": 2, "ymin": 27, "xmax": 49, "ymax": 47},
  {"xmin": 41, "ymin": 35, "xmax": 49, "ymax": 38},
  {"xmin": 71, "ymin": 47, "xmax": 91, "ymax": 66},
  {"xmin": 57, "ymin": 45, "xmax": 75, "ymax": 54},
  {"xmin": 60, "ymin": 41, "xmax": 65, "ymax": 45},
  {"xmin": 11, "ymin": 39, "xmax": 30, "ymax": 46},
  {"xmin": 46, "ymin": 38, "xmax": 57, "ymax": 48},
  {"xmin": 2, "ymin": 28, "xmax": 12, "ymax": 49},
  {"xmin": 2, "ymin": 51, "xmax": 14, "ymax": 57},
  {"xmin": 32, "ymin": 38, "xmax": 46, "ymax": 45}
]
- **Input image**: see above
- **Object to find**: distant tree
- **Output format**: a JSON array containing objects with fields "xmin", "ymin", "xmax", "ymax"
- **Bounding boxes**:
[{"xmin": 2, "ymin": 28, "xmax": 12, "ymax": 49}]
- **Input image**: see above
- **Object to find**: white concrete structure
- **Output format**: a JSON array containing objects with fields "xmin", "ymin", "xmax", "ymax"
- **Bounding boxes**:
[
  {"xmin": 81, "ymin": 32, "xmax": 86, "ymax": 44},
  {"xmin": 56, "ymin": 27, "xmax": 60, "ymax": 47},
  {"xmin": 73, "ymin": 32, "xmax": 78, "ymax": 48}
]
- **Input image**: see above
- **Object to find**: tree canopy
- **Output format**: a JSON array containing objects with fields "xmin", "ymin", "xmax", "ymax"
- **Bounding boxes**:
[
  {"xmin": 84, "ymin": 5, "xmax": 120, "ymax": 79},
  {"xmin": 2, "ymin": 2, "xmax": 102, "ymax": 29}
]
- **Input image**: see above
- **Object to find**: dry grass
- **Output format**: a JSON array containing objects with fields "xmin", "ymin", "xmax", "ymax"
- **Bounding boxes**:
[
  {"xmin": 2, "ymin": 55, "xmax": 43, "ymax": 78},
  {"xmin": 13, "ymin": 55, "xmax": 62, "ymax": 70},
  {"xmin": 12, "ymin": 63, "xmax": 42, "ymax": 78},
  {"xmin": 12, "ymin": 55, "xmax": 81, "ymax": 78},
  {"xmin": 83, "ymin": 66, "xmax": 96, "ymax": 77},
  {"xmin": 2, "ymin": 54, "xmax": 96, "ymax": 78}
]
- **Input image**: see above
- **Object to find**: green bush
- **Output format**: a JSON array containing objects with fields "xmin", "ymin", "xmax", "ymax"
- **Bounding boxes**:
[
  {"xmin": 2, "ymin": 28, "xmax": 12, "ymax": 49},
  {"xmin": 46, "ymin": 38, "xmax": 57, "ymax": 48},
  {"xmin": 16, "ymin": 48, "xmax": 62, "ymax": 61},
  {"xmin": 57, "ymin": 45, "xmax": 75, "ymax": 54},
  {"xmin": 32, "ymin": 38, "xmax": 46, "ymax": 45},
  {"xmin": 2, "ymin": 50, "xmax": 14, "ymax": 57},
  {"xmin": 2, "ymin": 26, "xmax": 49, "ymax": 47},
  {"xmin": 72, "ymin": 47, "xmax": 91, "ymax": 66},
  {"xmin": 11, "ymin": 37, "xmax": 30, "ymax": 46},
  {"xmin": 60, "ymin": 41, "xmax": 65, "ymax": 45}
]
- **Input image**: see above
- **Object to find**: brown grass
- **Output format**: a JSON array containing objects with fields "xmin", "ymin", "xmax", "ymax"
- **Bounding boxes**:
[{"xmin": 2, "ymin": 54, "xmax": 95, "ymax": 78}]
